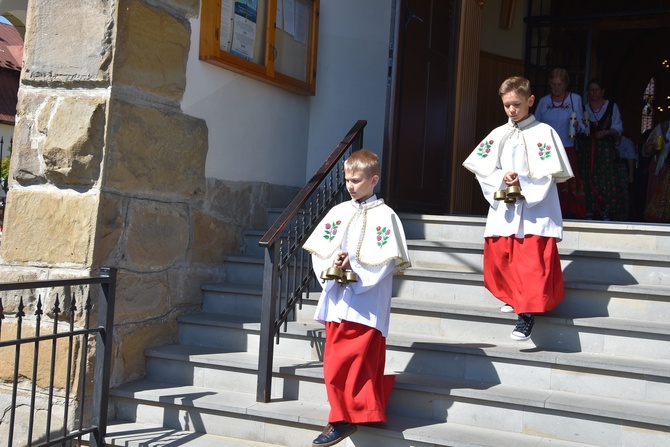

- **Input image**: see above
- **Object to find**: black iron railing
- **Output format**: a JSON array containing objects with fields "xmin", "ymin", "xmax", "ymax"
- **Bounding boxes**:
[
  {"xmin": 0, "ymin": 267, "xmax": 117, "ymax": 447},
  {"xmin": 256, "ymin": 120, "xmax": 366, "ymax": 402}
]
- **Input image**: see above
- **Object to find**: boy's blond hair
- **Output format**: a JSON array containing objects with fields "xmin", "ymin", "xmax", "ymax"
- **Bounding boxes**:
[
  {"xmin": 344, "ymin": 149, "xmax": 380, "ymax": 178},
  {"xmin": 499, "ymin": 76, "xmax": 532, "ymax": 98}
]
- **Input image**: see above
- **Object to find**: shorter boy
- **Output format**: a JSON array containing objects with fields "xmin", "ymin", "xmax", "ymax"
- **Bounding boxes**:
[
  {"xmin": 463, "ymin": 76, "xmax": 573, "ymax": 341},
  {"xmin": 303, "ymin": 149, "xmax": 410, "ymax": 446}
]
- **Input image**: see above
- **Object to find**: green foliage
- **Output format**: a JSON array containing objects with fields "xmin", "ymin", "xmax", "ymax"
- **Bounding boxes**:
[{"xmin": 1, "ymin": 145, "xmax": 10, "ymax": 180}]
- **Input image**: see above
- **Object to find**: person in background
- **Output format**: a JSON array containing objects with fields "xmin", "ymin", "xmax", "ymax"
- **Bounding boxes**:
[
  {"xmin": 303, "ymin": 149, "xmax": 411, "ymax": 447},
  {"xmin": 579, "ymin": 78, "xmax": 625, "ymax": 221},
  {"xmin": 535, "ymin": 68, "xmax": 587, "ymax": 219},
  {"xmin": 463, "ymin": 76, "xmax": 572, "ymax": 341},
  {"xmin": 643, "ymin": 120, "xmax": 670, "ymax": 222},
  {"xmin": 630, "ymin": 128, "xmax": 654, "ymax": 221},
  {"xmin": 614, "ymin": 133, "xmax": 637, "ymax": 220}
]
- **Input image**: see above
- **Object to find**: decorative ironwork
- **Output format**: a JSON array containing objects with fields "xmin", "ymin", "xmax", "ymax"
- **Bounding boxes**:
[{"xmin": 0, "ymin": 268, "xmax": 117, "ymax": 447}]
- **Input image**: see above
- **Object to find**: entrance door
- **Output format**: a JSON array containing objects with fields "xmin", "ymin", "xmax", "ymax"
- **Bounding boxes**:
[{"xmin": 386, "ymin": 0, "xmax": 457, "ymax": 214}]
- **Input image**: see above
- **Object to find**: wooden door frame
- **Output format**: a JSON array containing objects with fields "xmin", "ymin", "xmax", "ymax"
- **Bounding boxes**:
[
  {"xmin": 381, "ymin": 0, "xmax": 483, "ymax": 215},
  {"xmin": 380, "ymin": 0, "xmax": 401, "ymax": 207}
]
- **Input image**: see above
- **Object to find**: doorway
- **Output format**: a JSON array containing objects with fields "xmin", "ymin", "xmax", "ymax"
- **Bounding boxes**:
[
  {"xmin": 384, "ymin": 0, "xmax": 670, "ymax": 218},
  {"xmin": 384, "ymin": 0, "xmax": 457, "ymax": 214}
]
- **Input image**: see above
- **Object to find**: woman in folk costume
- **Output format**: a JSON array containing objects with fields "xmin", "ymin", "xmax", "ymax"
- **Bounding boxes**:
[
  {"xmin": 463, "ymin": 76, "xmax": 573, "ymax": 341},
  {"xmin": 303, "ymin": 149, "xmax": 410, "ymax": 447},
  {"xmin": 579, "ymin": 78, "xmax": 625, "ymax": 221},
  {"xmin": 643, "ymin": 120, "xmax": 670, "ymax": 222},
  {"xmin": 534, "ymin": 68, "xmax": 587, "ymax": 219}
]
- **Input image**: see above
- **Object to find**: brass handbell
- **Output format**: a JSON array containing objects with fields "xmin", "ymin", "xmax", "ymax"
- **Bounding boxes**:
[
  {"xmin": 496, "ymin": 185, "xmax": 525, "ymax": 203},
  {"xmin": 506, "ymin": 185, "xmax": 522, "ymax": 197},
  {"xmin": 324, "ymin": 266, "xmax": 344, "ymax": 280},
  {"xmin": 321, "ymin": 267, "xmax": 358, "ymax": 285},
  {"xmin": 344, "ymin": 270, "xmax": 358, "ymax": 283},
  {"xmin": 336, "ymin": 270, "xmax": 359, "ymax": 284},
  {"xmin": 506, "ymin": 185, "xmax": 525, "ymax": 201}
]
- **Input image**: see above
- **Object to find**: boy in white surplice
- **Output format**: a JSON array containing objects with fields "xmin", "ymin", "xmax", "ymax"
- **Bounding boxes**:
[
  {"xmin": 463, "ymin": 76, "xmax": 573, "ymax": 342},
  {"xmin": 303, "ymin": 149, "xmax": 410, "ymax": 447}
]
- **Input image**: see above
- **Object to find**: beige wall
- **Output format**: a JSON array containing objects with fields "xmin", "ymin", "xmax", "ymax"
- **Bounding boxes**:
[{"xmin": 480, "ymin": 0, "xmax": 527, "ymax": 60}]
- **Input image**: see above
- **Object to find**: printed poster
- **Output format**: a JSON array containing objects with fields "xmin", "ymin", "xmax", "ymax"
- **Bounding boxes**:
[{"xmin": 231, "ymin": 0, "xmax": 258, "ymax": 61}]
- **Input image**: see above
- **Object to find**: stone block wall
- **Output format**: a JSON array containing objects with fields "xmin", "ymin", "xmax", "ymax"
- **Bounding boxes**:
[{"xmin": 0, "ymin": 0, "xmax": 298, "ymax": 393}]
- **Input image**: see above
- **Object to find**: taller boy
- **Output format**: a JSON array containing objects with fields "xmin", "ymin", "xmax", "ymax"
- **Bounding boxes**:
[
  {"xmin": 303, "ymin": 149, "xmax": 410, "ymax": 447},
  {"xmin": 463, "ymin": 76, "xmax": 573, "ymax": 341}
]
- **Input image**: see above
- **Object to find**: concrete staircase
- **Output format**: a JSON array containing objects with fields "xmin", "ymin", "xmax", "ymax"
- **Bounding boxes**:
[{"xmin": 103, "ymin": 213, "xmax": 670, "ymax": 447}]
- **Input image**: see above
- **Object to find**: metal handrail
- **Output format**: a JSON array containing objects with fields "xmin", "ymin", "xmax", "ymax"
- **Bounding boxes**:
[{"xmin": 256, "ymin": 120, "xmax": 366, "ymax": 402}]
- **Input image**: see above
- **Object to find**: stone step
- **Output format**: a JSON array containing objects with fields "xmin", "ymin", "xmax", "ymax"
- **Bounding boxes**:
[
  {"xmin": 309, "ymin": 295, "xmax": 670, "ymax": 357},
  {"xmin": 114, "ymin": 216, "xmax": 670, "ymax": 447},
  {"xmin": 210, "ymin": 265, "xmax": 670, "ymax": 328},
  {"xmin": 201, "ymin": 281, "xmax": 262, "ymax": 318},
  {"xmin": 222, "ymin": 255, "xmax": 264, "ymax": 285},
  {"xmin": 197, "ymin": 275, "xmax": 670, "ymax": 354},
  {"xmin": 100, "ymin": 421, "xmax": 286, "ymax": 447},
  {"xmin": 144, "ymin": 345, "xmax": 325, "ymax": 402},
  {"xmin": 399, "ymin": 214, "xmax": 670, "ymax": 257},
  {"xmin": 235, "ymin": 238, "xmax": 670, "ymax": 286},
  {"xmin": 103, "ymin": 415, "xmax": 604, "ymax": 447},
  {"xmin": 393, "ymin": 301, "xmax": 670, "ymax": 357},
  {"xmin": 173, "ymin": 313, "xmax": 670, "ymax": 403},
  {"xmin": 223, "ymin": 254, "xmax": 310, "ymax": 286},
  {"xmin": 407, "ymin": 239, "xmax": 670, "ymax": 287},
  {"xmin": 253, "ymin": 214, "xmax": 670, "ymax": 272},
  {"xmin": 244, "ymin": 229, "xmax": 267, "ymax": 257},
  {"xmin": 110, "ymin": 378, "xmax": 667, "ymax": 446},
  {"xmin": 392, "ymin": 268, "xmax": 670, "ymax": 322},
  {"xmin": 143, "ymin": 341, "xmax": 670, "ymax": 407}
]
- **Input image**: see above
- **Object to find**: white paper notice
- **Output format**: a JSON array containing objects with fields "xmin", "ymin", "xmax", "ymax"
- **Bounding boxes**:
[
  {"xmin": 276, "ymin": 0, "xmax": 284, "ymax": 30},
  {"xmin": 219, "ymin": 0, "xmax": 234, "ymax": 51},
  {"xmin": 283, "ymin": 0, "xmax": 295, "ymax": 36},
  {"xmin": 294, "ymin": 1, "xmax": 309, "ymax": 45}
]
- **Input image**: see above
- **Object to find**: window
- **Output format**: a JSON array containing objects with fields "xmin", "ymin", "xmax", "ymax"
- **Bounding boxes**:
[{"xmin": 200, "ymin": 0, "xmax": 320, "ymax": 96}]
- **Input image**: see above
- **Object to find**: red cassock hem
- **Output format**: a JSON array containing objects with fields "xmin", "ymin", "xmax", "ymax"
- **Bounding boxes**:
[
  {"xmin": 483, "ymin": 235, "xmax": 565, "ymax": 314},
  {"xmin": 323, "ymin": 320, "xmax": 395, "ymax": 424}
]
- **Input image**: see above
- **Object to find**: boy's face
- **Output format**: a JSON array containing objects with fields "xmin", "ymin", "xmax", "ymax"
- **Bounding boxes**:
[
  {"xmin": 501, "ymin": 91, "xmax": 535, "ymax": 123},
  {"xmin": 345, "ymin": 169, "xmax": 379, "ymax": 202}
]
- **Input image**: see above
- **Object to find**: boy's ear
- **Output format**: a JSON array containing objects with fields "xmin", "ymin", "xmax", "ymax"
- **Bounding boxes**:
[
  {"xmin": 528, "ymin": 94, "xmax": 535, "ymax": 108},
  {"xmin": 371, "ymin": 175, "xmax": 380, "ymax": 187}
]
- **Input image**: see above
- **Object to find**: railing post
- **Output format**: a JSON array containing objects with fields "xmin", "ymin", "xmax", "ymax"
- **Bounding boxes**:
[
  {"xmin": 90, "ymin": 267, "xmax": 117, "ymax": 447},
  {"xmin": 257, "ymin": 249, "xmax": 278, "ymax": 402}
]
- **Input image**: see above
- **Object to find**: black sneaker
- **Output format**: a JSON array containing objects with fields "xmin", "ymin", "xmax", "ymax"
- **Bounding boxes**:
[{"xmin": 510, "ymin": 313, "xmax": 534, "ymax": 341}]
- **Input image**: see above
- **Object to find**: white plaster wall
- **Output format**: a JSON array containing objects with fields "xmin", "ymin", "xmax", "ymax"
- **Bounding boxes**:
[
  {"xmin": 305, "ymin": 0, "xmax": 392, "ymax": 178},
  {"xmin": 183, "ymin": 16, "xmax": 310, "ymax": 187},
  {"xmin": 480, "ymin": 0, "xmax": 527, "ymax": 60}
]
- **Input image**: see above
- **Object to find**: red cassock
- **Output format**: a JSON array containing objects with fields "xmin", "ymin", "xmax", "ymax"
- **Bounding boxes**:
[
  {"xmin": 483, "ymin": 235, "xmax": 565, "ymax": 314},
  {"xmin": 323, "ymin": 321, "xmax": 395, "ymax": 423}
]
